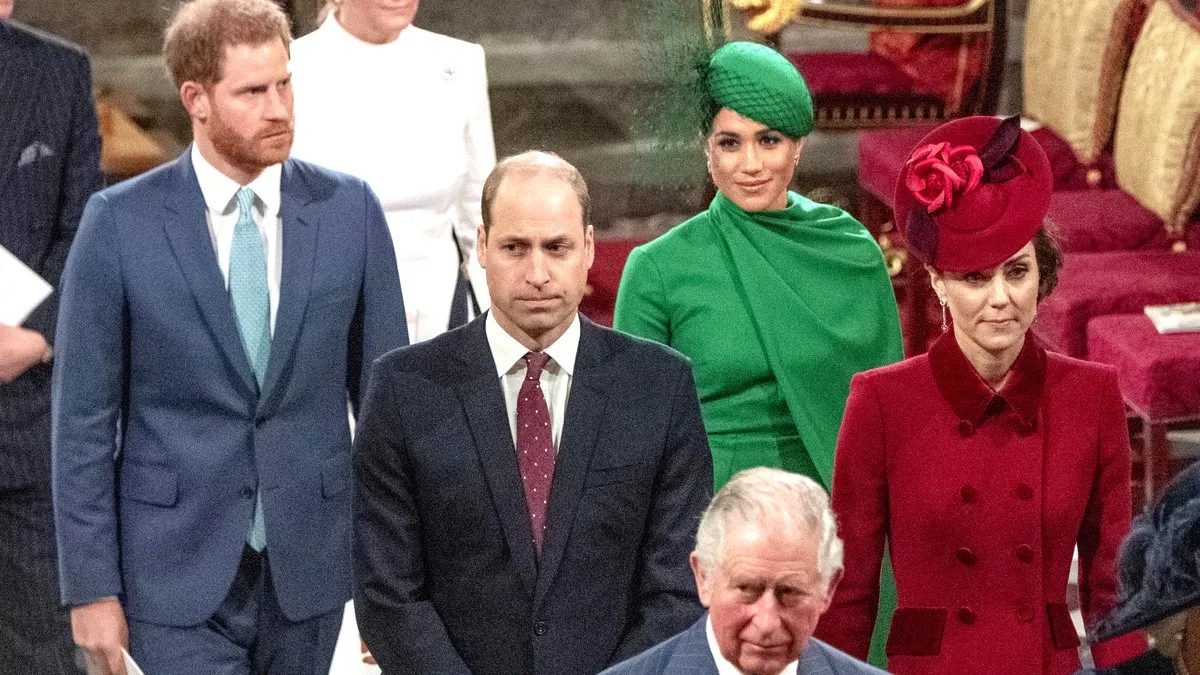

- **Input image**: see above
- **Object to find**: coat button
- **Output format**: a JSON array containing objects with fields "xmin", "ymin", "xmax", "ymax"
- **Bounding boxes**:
[
  {"xmin": 957, "ymin": 420, "xmax": 975, "ymax": 437},
  {"xmin": 1016, "ymin": 544, "xmax": 1034, "ymax": 563},
  {"xmin": 957, "ymin": 607, "xmax": 977, "ymax": 625},
  {"xmin": 534, "ymin": 621, "xmax": 548, "ymax": 636},
  {"xmin": 1016, "ymin": 603, "xmax": 1034, "ymax": 622},
  {"xmin": 960, "ymin": 485, "xmax": 978, "ymax": 504},
  {"xmin": 1015, "ymin": 483, "xmax": 1034, "ymax": 501},
  {"xmin": 956, "ymin": 547, "xmax": 976, "ymax": 567}
]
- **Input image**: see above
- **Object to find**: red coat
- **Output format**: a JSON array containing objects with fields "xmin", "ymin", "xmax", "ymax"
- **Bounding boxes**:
[{"xmin": 815, "ymin": 331, "xmax": 1147, "ymax": 674}]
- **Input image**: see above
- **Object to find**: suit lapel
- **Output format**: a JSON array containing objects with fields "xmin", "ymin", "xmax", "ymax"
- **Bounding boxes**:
[
  {"xmin": 161, "ymin": 154, "xmax": 258, "ymax": 396},
  {"xmin": 0, "ymin": 25, "xmax": 43, "ymax": 194},
  {"xmin": 258, "ymin": 160, "xmax": 317, "ymax": 410},
  {"xmin": 534, "ymin": 318, "xmax": 615, "ymax": 607},
  {"xmin": 456, "ymin": 319, "xmax": 538, "ymax": 597}
]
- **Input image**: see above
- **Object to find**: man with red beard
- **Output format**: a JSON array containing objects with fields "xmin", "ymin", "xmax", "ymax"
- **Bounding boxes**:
[{"xmin": 50, "ymin": 0, "xmax": 406, "ymax": 673}]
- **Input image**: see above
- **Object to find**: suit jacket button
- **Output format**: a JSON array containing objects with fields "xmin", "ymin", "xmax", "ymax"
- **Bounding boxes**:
[
  {"xmin": 957, "ymin": 420, "xmax": 974, "ymax": 437},
  {"xmin": 957, "ymin": 607, "xmax": 976, "ymax": 625},
  {"xmin": 1015, "ymin": 483, "xmax": 1034, "ymax": 501},
  {"xmin": 1016, "ymin": 544, "xmax": 1034, "ymax": 563},
  {"xmin": 1016, "ymin": 603, "xmax": 1034, "ymax": 622},
  {"xmin": 956, "ymin": 547, "xmax": 976, "ymax": 567},
  {"xmin": 534, "ymin": 621, "xmax": 548, "ymax": 636},
  {"xmin": 960, "ymin": 485, "xmax": 978, "ymax": 504}
]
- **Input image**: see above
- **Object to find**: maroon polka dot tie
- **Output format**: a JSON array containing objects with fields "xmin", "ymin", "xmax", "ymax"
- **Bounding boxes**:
[{"xmin": 517, "ymin": 351, "xmax": 556, "ymax": 554}]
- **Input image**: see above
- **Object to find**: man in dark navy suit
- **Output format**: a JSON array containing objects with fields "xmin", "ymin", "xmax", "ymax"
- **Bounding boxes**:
[
  {"xmin": 51, "ymin": 0, "xmax": 406, "ymax": 673},
  {"xmin": 602, "ymin": 468, "xmax": 885, "ymax": 675},
  {"xmin": 354, "ymin": 151, "xmax": 713, "ymax": 674},
  {"xmin": 0, "ymin": 1, "xmax": 101, "ymax": 670}
]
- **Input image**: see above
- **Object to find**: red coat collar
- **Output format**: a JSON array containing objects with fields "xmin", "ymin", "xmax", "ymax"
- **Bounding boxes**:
[{"xmin": 928, "ymin": 330, "xmax": 1046, "ymax": 434}]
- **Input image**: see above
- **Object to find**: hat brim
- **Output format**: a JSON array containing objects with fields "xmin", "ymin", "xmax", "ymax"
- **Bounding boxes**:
[{"xmin": 1092, "ymin": 588, "xmax": 1200, "ymax": 643}]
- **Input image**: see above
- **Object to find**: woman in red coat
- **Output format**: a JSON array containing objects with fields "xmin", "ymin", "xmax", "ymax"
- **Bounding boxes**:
[{"xmin": 815, "ymin": 116, "xmax": 1148, "ymax": 674}]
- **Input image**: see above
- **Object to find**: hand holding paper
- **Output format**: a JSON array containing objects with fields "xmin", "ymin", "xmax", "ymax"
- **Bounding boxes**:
[{"xmin": 0, "ymin": 244, "xmax": 52, "ymax": 327}]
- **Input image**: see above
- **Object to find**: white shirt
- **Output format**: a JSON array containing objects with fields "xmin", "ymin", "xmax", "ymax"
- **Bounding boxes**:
[
  {"xmin": 290, "ymin": 17, "xmax": 495, "ymax": 341},
  {"xmin": 706, "ymin": 616, "xmax": 799, "ymax": 675},
  {"xmin": 190, "ymin": 144, "xmax": 283, "ymax": 334},
  {"xmin": 485, "ymin": 312, "xmax": 579, "ymax": 450}
]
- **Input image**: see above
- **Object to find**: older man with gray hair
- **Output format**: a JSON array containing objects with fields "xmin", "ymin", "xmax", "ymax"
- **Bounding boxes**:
[{"xmin": 603, "ymin": 467, "xmax": 885, "ymax": 675}]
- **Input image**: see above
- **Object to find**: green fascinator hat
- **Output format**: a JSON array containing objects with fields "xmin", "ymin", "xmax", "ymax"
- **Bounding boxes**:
[{"xmin": 707, "ymin": 41, "xmax": 814, "ymax": 140}]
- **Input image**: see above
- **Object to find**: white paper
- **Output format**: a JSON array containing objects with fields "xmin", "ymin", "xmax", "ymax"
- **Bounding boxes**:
[
  {"xmin": 0, "ymin": 244, "xmax": 52, "ymax": 327},
  {"xmin": 122, "ymin": 649, "xmax": 145, "ymax": 675}
]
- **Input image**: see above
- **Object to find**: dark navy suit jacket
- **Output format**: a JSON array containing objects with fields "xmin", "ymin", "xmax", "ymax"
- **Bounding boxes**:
[
  {"xmin": 51, "ymin": 152, "xmax": 407, "ymax": 627},
  {"xmin": 353, "ymin": 315, "xmax": 713, "ymax": 674},
  {"xmin": 0, "ymin": 20, "xmax": 101, "ymax": 490},
  {"xmin": 601, "ymin": 615, "xmax": 889, "ymax": 675}
]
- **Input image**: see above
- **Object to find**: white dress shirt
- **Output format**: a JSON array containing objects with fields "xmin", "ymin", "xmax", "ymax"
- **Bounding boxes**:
[
  {"xmin": 706, "ymin": 616, "xmax": 799, "ymax": 675},
  {"xmin": 485, "ymin": 312, "xmax": 579, "ymax": 450},
  {"xmin": 191, "ymin": 144, "xmax": 283, "ymax": 334},
  {"xmin": 290, "ymin": 17, "xmax": 495, "ymax": 342}
]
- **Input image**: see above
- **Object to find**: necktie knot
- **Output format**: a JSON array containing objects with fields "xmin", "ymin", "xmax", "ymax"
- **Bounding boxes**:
[
  {"xmin": 235, "ymin": 187, "xmax": 257, "ymax": 218},
  {"xmin": 523, "ymin": 352, "xmax": 551, "ymax": 380}
]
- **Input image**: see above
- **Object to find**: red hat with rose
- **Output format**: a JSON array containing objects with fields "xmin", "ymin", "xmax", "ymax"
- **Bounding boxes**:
[{"xmin": 893, "ymin": 115, "xmax": 1053, "ymax": 273}]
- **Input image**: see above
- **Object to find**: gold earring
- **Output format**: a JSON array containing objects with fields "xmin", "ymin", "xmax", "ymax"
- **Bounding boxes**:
[{"xmin": 940, "ymin": 297, "xmax": 949, "ymax": 332}]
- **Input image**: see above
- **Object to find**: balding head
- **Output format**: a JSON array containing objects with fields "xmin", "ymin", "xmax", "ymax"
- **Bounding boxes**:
[{"xmin": 481, "ymin": 151, "xmax": 590, "ymax": 233}]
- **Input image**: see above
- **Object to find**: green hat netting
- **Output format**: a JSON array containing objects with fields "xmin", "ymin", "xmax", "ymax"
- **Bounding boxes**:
[{"xmin": 707, "ymin": 41, "xmax": 814, "ymax": 139}]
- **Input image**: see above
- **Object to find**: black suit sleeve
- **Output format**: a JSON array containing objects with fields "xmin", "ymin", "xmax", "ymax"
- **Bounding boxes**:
[
  {"xmin": 613, "ymin": 359, "xmax": 712, "ymax": 661},
  {"xmin": 353, "ymin": 362, "xmax": 472, "ymax": 674},
  {"xmin": 24, "ymin": 48, "xmax": 101, "ymax": 344}
]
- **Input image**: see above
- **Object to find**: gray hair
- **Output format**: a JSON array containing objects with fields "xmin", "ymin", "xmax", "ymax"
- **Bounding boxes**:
[
  {"xmin": 694, "ymin": 468, "xmax": 844, "ymax": 591},
  {"xmin": 480, "ymin": 151, "xmax": 591, "ymax": 233}
]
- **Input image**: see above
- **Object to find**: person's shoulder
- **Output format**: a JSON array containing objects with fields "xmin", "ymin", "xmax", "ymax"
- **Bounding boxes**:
[
  {"xmin": 2, "ymin": 20, "xmax": 89, "ymax": 65},
  {"xmin": 853, "ymin": 352, "xmax": 928, "ymax": 387},
  {"xmin": 806, "ymin": 638, "xmax": 888, "ymax": 675},
  {"xmin": 588, "ymin": 319, "xmax": 691, "ymax": 372},
  {"xmin": 406, "ymin": 25, "xmax": 484, "ymax": 55},
  {"xmin": 628, "ymin": 211, "xmax": 722, "ymax": 275},
  {"xmin": 1044, "ymin": 346, "xmax": 1119, "ymax": 392},
  {"xmin": 374, "ymin": 321, "xmax": 474, "ymax": 379},
  {"xmin": 599, "ymin": 626, "xmax": 697, "ymax": 675},
  {"xmin": 283, "ymin": 157, "xmax": 372, "ymax": 201},
  {"xmin": 92, "ymin": 155, "xmax": 181, "ymax": 206}
]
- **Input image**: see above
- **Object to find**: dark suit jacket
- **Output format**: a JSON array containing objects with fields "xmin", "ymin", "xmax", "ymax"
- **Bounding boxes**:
[
  {"xmin": 52, "ymin": 153, "xmax": 407, "ymax": 628},
  {"xmin": 0, "ymin": 20, "xmax": 101, "ymax": 490},
  {"xmin": 354, "ymin": 315, "xmax": 713, "ymax": 674},
  {"xmin": 601, "ymin": 615, "xmax": 888, "ymax": 675}
]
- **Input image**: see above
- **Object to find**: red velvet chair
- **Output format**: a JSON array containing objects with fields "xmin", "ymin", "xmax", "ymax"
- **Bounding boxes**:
[
  {"xmin": 579, "ymin": 239, "xmax": 645, "ymax": 327},
  {"xmin": 784, "ymin": 0, "xmax": 1008, "ymax": 129}
]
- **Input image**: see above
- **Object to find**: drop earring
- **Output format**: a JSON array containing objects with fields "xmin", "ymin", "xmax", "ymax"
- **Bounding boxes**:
[{"xmin": 939, "ymin": 297, "xmax": 949, "ymax": 332}]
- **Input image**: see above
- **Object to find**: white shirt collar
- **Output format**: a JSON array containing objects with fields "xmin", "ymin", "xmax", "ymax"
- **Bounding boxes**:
[
  {"xmin": 190, "ymin": 143, "xmax": 282, "ymax": 217},
  {"xmin": 485, "ymin": 311, "xmax": 579, "ymax": 378},
  {"xmin": 705, "ymin": 615, "xmax": 799, "ymax": 675}
]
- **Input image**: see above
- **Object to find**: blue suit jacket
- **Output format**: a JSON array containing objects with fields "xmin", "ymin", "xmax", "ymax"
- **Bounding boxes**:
[
  {"xmin": 354, "ymin": 315, "xmax": 713, "ymax": 674},
  {"xmin": 0, "ymin": 20, "xmax": 101, "ymax": 490},
  {"xmin": 600, "ymin": 615, "xmax": 889, "ymax": 675},
  {"xmin": 51, "ymin": 152, "xmax": 407, "ymax": 626}
]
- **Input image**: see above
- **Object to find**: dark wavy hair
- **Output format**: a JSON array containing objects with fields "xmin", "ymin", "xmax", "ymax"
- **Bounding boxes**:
[{"xmin": 1034, "ymin": 224, "xmax": 1063, "ymax": 301}]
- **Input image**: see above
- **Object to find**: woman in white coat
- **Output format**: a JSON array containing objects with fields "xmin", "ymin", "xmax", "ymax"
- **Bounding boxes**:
[{"xmin": 291, "ymin": 0, "xmax": 495, "ymax": 343}]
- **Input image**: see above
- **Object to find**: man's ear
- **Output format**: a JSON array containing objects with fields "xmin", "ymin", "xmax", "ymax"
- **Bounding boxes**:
[
  {"xmin": 690, "ymin": 552, "xmax": 713, "ymax": 609},
  {"xmin": 180, "ymin": 81, "xmax": 210, "ymax": 122},
  {"xmin": 583, "ymin": 224, "xmax": 595, "ymax": 270},
  {"xmin": 819, "ymin": 568, "xmax": 844, "ymax": 615},
  {"xmin": 476, "ymin": 225, "xmax": 489, "ymax": 269}
]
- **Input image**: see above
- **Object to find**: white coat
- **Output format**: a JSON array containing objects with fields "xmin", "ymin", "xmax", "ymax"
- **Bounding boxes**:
[{"xmin": 291, "ymin": 16, "xmax": 495, "ymax": 343}]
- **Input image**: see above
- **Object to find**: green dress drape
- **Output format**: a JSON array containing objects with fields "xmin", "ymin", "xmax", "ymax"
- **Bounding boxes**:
[{"xmin": 613, "ymin": 190, "xmax": 904, "ymax": 667}]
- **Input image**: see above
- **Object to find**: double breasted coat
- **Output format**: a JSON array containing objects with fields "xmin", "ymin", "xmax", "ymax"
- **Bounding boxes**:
[{"xmin": 815, "ymin": 331, "xmax": 1147, "ymax": 674}]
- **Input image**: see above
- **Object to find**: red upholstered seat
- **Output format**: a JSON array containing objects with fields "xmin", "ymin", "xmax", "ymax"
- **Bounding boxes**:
[
  {"xmin": 579, "ymin": 238, "xmax": 644, "ymax": 327},
  {"xmin": 791, "ymin": 52, "xmax": 939, "ymax": 97},
  {"xmin": 1028, "ymin": 127, "xmax": 1116, "ymax": 191},
  {"xmin": 1048, "ymin": 190, "xmax": 1200, "ymax": 253},
  {"xmin": 1034, "ymin": 250, "xmax": 1200, "ymax": 358},
  {"xmin": 1088, "ymin": 313, "xmax": 1200, "ymax": 420},
  {"xmin": 857, "ymin": 125, "xmax": 937, "ymax": 205}
]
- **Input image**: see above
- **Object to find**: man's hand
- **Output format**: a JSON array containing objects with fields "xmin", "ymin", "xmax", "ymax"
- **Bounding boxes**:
[
  {"xmin": 0, "ymin": 324, "xmax": 49, "ymax": 383},
  {"xmin": 71, "ymin": 597, "xmax": 128, "ymax": 675}
]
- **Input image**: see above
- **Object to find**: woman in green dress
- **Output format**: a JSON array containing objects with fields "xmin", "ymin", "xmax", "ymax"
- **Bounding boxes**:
[
  {"xmin": 614, "ymin": 41, "xmax": 903, "ymax": 492},
  {"xmin": 613, "ymin": 42, "xmax": 904, "ymax": 667}
]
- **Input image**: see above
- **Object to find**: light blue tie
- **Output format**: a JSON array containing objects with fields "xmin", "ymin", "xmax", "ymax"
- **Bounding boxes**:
[{"xmin": 230, "ymin": 186, "xmax": 270, "ymax": 551}]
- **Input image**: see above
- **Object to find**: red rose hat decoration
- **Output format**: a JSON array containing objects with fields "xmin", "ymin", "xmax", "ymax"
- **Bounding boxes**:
[{"xmin": 893, "ymin": 115, "xmax": 1053, "ymax": 273}]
